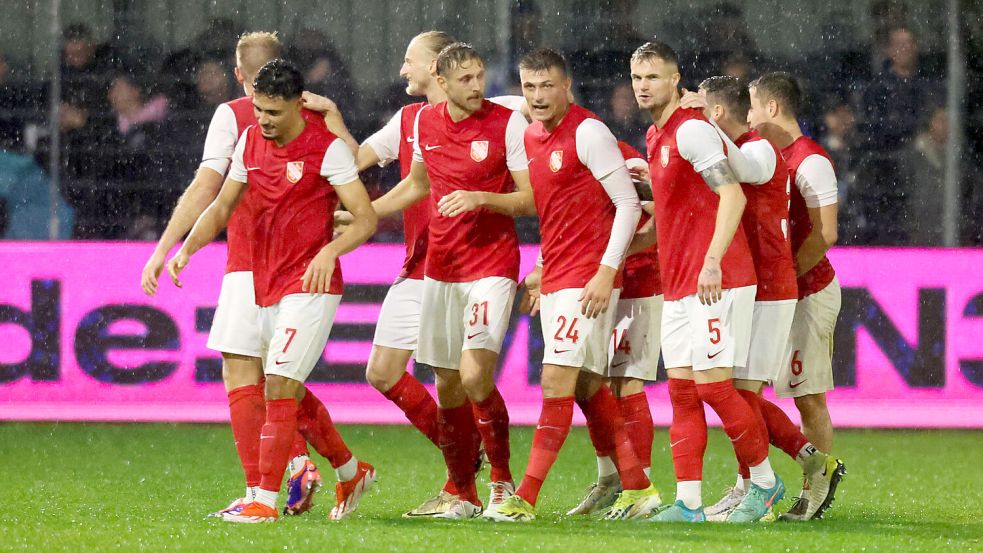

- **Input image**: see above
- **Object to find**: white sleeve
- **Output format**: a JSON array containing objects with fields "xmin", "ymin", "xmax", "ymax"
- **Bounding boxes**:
[
  {"xmin": 625, "ymin": 157, "xmax": 647, "ymax": 170},
  {"xmin": 796, "ymin": 154, "xmax": 838, "ymax": 208},
  {"xmin": 362, "ymin": 108, "xmax": 403, "ymax": 167},
  {"xmin": 320, "ymin": 140, "xmax": 360, "ymax": 186},
  {"xmin": 597, "ymin": 166, "xmax": 642, "ymax": 269},
  {"xmin": 710, "ymin": 123, "xmax": 775, "ymax": 185},
  {"xmin": 227, "ymin": 130, "xmax": 249, "ymax": 182},
  {"xmin": 199, "ymin": 103, "xmax": 239, "ymax": 175},
  {"xmin": 505, "ymin": 110, "xmax": 530, "ymax": 171},
  {"xmin": 676, "ymin": 119, "xmax": 727, "ymax": 173},
  {"xmin": 489, "ymin": 95, "xmax": 527, "ymax": 112},
  {"xmin": 412, "ymin": 108, "xmax": 424, "ymax": 163},
  {"xmin": 575, "ymin": 119, "xmax": 630, "ymax": 180}
]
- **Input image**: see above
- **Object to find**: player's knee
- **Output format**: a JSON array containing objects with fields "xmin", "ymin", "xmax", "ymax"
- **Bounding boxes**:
[
  {"xmin": 794, "ymin": 393, "xmax": 829, "ymax": 418},
  {"xmin": 460, "ymin": 370, "xmax": 492, "ymax": 399},
  {"xmin": 221, "ymin": 354, "xmax": 263, "ymax": 391},
  {"xmin": 265, "ymin": 375, "xmax": 302, "ymax": 400},
  {"xmin": 365, "ymin": 362, "xmax": 400, "ymax": 393}
]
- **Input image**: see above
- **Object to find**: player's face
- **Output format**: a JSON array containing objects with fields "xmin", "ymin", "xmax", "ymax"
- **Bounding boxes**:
[
  {"xmin": 253, "ymin": 93, "xmax": 303, "ymax": 141},
  {"xmin": 520, "ymin": 66, "xmax": 571, "ymax": 126},
  {"xmin": 439, "ymin": 59, "xmax": 486, "ymax": 114},
  {"xmin": 747, "ymin": 86, "xmax": 769, "ymax": 129},
  {"xmin": 400, "ymin": 39, "xmax": 435, "ymax": 97},
  {"xmin": 630, "ymin": 57, "xmax": 678, "ymax": 112}
]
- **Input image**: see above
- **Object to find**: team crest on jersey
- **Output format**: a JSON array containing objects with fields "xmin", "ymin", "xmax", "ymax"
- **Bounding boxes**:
[
  {"xmin": 660, "ymin": 145, "xmax": 671, "ymax": 167},
  {"xmin": 470, "ymin": 140, "xmax": 489, "ymax": 162},
  {"xmin": 549, "ymin": 150, "xmax": 563, "ymax": 172},
  {"xmin": 286, "ymin": 161, "xmax": 305, "ymax": 183}
]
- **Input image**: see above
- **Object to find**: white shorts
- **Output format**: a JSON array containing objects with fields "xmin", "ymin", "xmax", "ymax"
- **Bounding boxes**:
[
  {"xmin": 206, "ymin": 271, "xmax": 262, "ymax": 358},
  {"xmin": 662, "ymin": 285, "xmax": 755, "ymax": 371},
  {"xmin": 607, "ymin": 295, "xmax": 663, "ymax": 381},
  {"xmin": 774, "ymin": 278, "xmax": 841, "ymax": 398},
  {"xmin": 734, "ymin": 300, "xmax": 796, "ymax": 382},
  {"xmin": 258, "ymin": 293, "xmax": 342, "ymax": 382},
  {"xmin": 540, "ymin": 288, "xmax": 620, "ymax": 375},
  {"xmin": 416, "ymin": 276, "xmax": 517, "ymax": 370},
  {"xmin": 373, "ymin": 277, "xmax": 424, "ymax": 351}
]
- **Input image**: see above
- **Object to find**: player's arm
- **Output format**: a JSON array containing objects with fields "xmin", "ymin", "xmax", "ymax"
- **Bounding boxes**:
[
  {"xmin": 627, "ymin": 209, "xmax": 656, "ymax": 256},
  {"xmin": 715, "ymin": 124, "xmax": 775, "ymax": 185},
  {"xmin": 793, "ymin": 155, "xmax": 840, "ymax": 275},
  {"xmin": 371, "ymin": 159, "xmax": 431, "ymax": 218},
  {"xmin": 301, "ymin": 91, "xmax": 361, "ymax": 159}
]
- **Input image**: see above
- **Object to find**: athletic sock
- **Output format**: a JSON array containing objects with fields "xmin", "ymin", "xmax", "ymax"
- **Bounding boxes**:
[
  {"xmin": 297, "ymin": 389, "xmax": 353, "ymax": 469},
  {"xmin": 667, "ymin": 379, "xmax": 708, "ymax": 483},
  {"xmin": 254, "ymin": 487, "xmax": 278, "ymax": 510},
  {"xmin": 758, "ymin": 396, "xmax": 812, "ymax": 458},
  {"xmin": 596, "ymin": 456, "xmax": 618, "ymax": 480},
  {"xmin": 696, "ymin": 381, "xmax": 768, "ymax": 472},
  {"xmin": 438, "ymin": 404, "xmax": 480, "ymax": 505},
  {"xmin": 579, "ymin": 386, "xmax": 649, "ymax": 490},
  {"xmin": 797, "ymin": 443, "xmax": 826, "ymax": 475},
  {"xmin": 515, "ymin": 396, "xmax": 574, "ymax": 506},
  {"xmin": 258, "ymin": 398, "xmax": 299, "ymax": 495},
  {"xmin": 472, "ymin": 388, "xmax": 512, "ymax": 483},
  {"xmin": 736, "ymin": 389, "xmax": 769, "ymax": 486},
  {"xmin": 383, "ymin": 372, "xmax": 440, "ymax": 446},
  {"xmin": 618, "ymin": 392, "xmax": 654, "ymax": 472},
  {"xmin": 245, "ymin": 486, "xmax": 258, "ymax": 502},
  {"xmin": 733, "ymin": 473, "xmax": 749, "ymax": 493},
  {"xmin": 227, "ymin": 383, "xmax": 266, "ymax": 488},
  {"xmin": 749, "ymin": 457, "xmax": 777, "ymax": 489},
  {"xmin": 335, "ymin": 456, "xmax": 359, "ymax": 482},
  {"xmin": 677, "ymin": 480, "xmax": 702, "ymax": 510}
]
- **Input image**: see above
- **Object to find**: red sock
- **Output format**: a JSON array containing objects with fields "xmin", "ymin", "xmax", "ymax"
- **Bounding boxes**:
[
  {"xmin": 667, "ymin": 379, "xmax": 707, "ymax": 481},
  {"xmin": 577, "ymin": 394, "xmax": 615, "ymax": 458},
  {"xmin": 297, "ymin": 389, "xmax": 353, "ymax": 469},
  {"xmin": 472, "ymin": 388, "xmax": 512, "ymax": 483},
  {"xmin": 759, "ymin": 396, "xmax": 810, "ymax": 459},
  {"xmin": 438, "ymin": 404, "xmax": 480, "ymax": 505},
  {"xmin": 736, "ymin": 389, "xmax": 770, "ymax": 480},
  {"xmin": 228, "ymin": 383, "xmax": 265, "ymax": 487},
  {"xmin": 383, "ymin": 373, "xmax": 440, "ymax": 446},
  {"xmin": 618, "ymin": 392, "xmax": 654, "ymax": 471},
  {"xmin": 579, "ymin": 386, "xmax": 649, "ymax": 490},
  {"xmin": 258, "ymin": 398, "xmax": 298, "ymax": 493},
  {"xmin": 288, "ymin": 431, "xmax": 309, "ymax": 462},
  {"xmin": 515, "ymin": 397, "xmax": 574, "ymax": 506},
  {"xmin": 696, "ymin": 381, "xmax": 767, "ymax": 468}
]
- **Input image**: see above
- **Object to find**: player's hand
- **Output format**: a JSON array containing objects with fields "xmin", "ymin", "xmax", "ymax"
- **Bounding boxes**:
[
  {"xmin": 333, "ymin": 210, "xmax": 353, "ymax": 239},
  {"xmin": 697, "ymin": 255, "xmax": 723, "ymax": 305},
  {"xmin": 518, "ymin": 265, "xmax": 543, "ymax": 316},
  {"xmin": 302, "ymin": 247, "xmax": 337, "ymax": 294},
  {"xmin": 579, "ymin": 265, "xmax": 617, "ymax": 319},
  {"xmin": 166, "ymin": 250, "xmax": 190, "ymax": 289},
  {"xmin": 301, "ymin": 91, "xmax": 349, "ymax": 137},
  {"xmin": 141, "ymin": 251, "xmax": 166, "ymax": 296},
  {"xmin": 437, "ymin": 191, "xmax": 484, "ymax": 217},
  {"xmin": 679, "ymin": 88, "xmax": 708, "ymax": 110},
  {"xmin": 629, "ymin": 165, "xmax": 653, "ymax": 201}
]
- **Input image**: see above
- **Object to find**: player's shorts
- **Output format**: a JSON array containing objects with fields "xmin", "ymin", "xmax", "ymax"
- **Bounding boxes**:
[
  {"xmin": 206, "ymin": 271, "xmax": 262, "ymax": 358},
  {"xmin": 607, "ymin": 294, "xmax": 663, "ymax": 381},
  {"xmin": 662, "ymin": 285, "xmax": 755, "ymax": 371},
  {"xmin": 540, "ymin": 288, "xmax": 620, "ymax": 375},
  {"xmin": 774, "ymin": 278, "xmax": 841, "ymax": 398},
  {"xmin": 373, "ymin": 277, "xmax": 424, "ymax": 351},
  {"xmin": 734, "ymin": 299, "xmax": 796, "ymax": 382},
  {"xmin": 258, "ymin": 293, "xmax": 342, "ymax": 382},
  {"xmin": 416, "ymin": 276, "xmax": 517, "ymax": 370}
]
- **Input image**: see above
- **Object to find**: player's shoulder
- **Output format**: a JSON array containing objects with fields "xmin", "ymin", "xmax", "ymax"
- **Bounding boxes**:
[
  {"xmin": 401, "ymin": 101, "xmax": 428, "ymax": 120},
  {"xmin": 783, "ymin": 135, "xmax": 831, "ymax": 163}
]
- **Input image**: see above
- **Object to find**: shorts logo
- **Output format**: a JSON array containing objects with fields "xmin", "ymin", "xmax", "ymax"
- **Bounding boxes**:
[
  {"xmin": 470, "ymin": 140, "xmax": 489, "ymax": 162},
  {"xmin": 660, "ymin": 145, "xmax": 671, "ymax": 167},
  {"xmin": 549, "ymin": 150, "xmax": 563, "ymax": 172},
  {"xmin": 286, "ymin": 161, "xmax": 305, "ymax": 183}
]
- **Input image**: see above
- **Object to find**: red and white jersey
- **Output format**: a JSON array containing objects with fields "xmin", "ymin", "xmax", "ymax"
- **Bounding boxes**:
[
  {"xmin": 412, "ymin": 99, "xmax": 528, "ymax": 282},
  {"xmin": 364, "ymin": 96, "xmax": 526, "ymax": 280},
  {"xmin": 199, "ymin": 97, "xmax": 327, "ymax": 274},
  {"xmin": 781, "ymin": 136, "xmax": 838, "ymax": 299},
  {"xmin": 229, "ymin": 121, "xmax": 359, "ymax": 307},
  {"xmin": 645, "ymin": 108, "xmax": 756, "ymax": 301},
  {"xmin": 733, "ymin": 130, "xmax": 798, "ymax": 301},
  {"xmin": 618, "ymin": 141, "xmax": 662, "ymax": 299}
]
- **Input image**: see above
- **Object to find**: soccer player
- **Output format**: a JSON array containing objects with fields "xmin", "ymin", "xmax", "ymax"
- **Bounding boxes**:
[
  {"xmin": 370, "ymin": 43, "xmax": 531, "ymax": 519},
  {"xmin": 678, "ymin": 77, "xmax": 836, "ymax": 520},
  {"xmin": 166, "ymin": 59, "xmax": 379, "ymax": 523},
  {"xmin": 483, "ymin": 49, "xmax": 660, "ymax": 523},
  {"xmin": 566, "ymin": 141, "xmax": 664, "ymax": 516},
  {"xmin": 139, "ymin": 32, "xmax": 325, "ymax": 517},
  {"xmin": 629, "ymin": 41, "xmax": 783, "ymax": 523},
  {"xmin": 748, "ymin": 72, "xmax": 846, "ymax": 521}
]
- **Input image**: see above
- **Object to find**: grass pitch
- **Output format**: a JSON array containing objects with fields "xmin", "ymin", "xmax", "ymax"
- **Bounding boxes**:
[{"xmin": 2, "ymin": 423, "xmax": 981, "ymax": 552}]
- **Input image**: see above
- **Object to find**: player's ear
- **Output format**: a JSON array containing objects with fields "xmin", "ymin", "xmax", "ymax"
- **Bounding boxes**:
[
  {"xmin": 233, "ymin": 66, "xmax": 244, "ymax": 85},
  {"xmin": 428, "ymin": 59, "xmax": 438, "ymax": 77},
  {"xmin": 767, "ymin": 99, "xmax": 779, "ymax": 118}
]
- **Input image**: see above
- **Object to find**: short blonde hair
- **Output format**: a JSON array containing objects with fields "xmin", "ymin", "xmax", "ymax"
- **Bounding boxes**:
[{"xmin": 236, "ymin": 31, "xmax": 281, "ymax": 81}]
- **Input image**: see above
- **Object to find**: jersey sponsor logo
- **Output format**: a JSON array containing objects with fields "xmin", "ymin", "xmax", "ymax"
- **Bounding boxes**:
[
  {"xmin": 660, "ymin": 145, "xmax": 671, "ymax": 168},
  {"xmin": 286, "ymin": 161, "xmax": 305, "ymax": 183},
  {"xmin": 470, "ymin": 140, "xmax": 489, "ymax": 162},
  {"xmin": 549, "ymin": 150, "xmax": 563, "ymax": 173}
]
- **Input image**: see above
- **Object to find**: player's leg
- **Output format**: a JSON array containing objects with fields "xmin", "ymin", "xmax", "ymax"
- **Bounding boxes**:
[{"xmin": 610, "ymin": 377, "xmax": 653, "ymax": 476}]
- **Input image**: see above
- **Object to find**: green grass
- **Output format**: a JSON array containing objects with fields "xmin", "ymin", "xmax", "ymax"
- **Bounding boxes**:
[{"xmin": 1, "ymin": 423, "xmax": 981, "ymax": 552}]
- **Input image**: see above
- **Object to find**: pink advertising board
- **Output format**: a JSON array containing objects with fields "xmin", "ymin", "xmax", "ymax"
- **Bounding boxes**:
[{"xmin": 0, "ymin": 242, "xmax": 981, "ymax": 428}]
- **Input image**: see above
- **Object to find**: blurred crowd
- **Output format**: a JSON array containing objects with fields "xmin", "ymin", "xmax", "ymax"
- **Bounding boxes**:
[{"xmin": 0, "ymin": 0, "xmax": 981, "ymax": 246}]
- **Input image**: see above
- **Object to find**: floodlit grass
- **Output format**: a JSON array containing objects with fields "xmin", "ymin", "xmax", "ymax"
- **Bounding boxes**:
[{"xmin": 2, "ymin": 423, "xmax": 981, "ymax": 552}]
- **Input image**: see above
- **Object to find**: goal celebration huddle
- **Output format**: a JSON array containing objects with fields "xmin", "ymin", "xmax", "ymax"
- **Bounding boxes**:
[{"xmin": 140, "ymin": 29, "xmax": 846, "ymax": 525}]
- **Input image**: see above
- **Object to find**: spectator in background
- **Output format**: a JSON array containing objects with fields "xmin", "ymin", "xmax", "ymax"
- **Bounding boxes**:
[
  {"xmin": 819, "ymin": 100, "xmax": 862, "ymax": 243},
  {"xmin": 901, "ymin": 105, "xmax": 946, "ymax": 245},
  {"xmin": 61, "ymin": 23, "xmax": 114, "ymax": 112},
  {"xmin": 605, "ymin": 81, "xmax": 647, "ymax": 153},
  {"xmin": 194, "ymin": 58, "xmax": 232, "ymax": 110},
  {"xmin": 721, "ymin": 53, "xmax": 753, "ymax": 82},
  {"xmin": 286, "ymin": 28, "xmax": 358, "ymax": 129}
]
